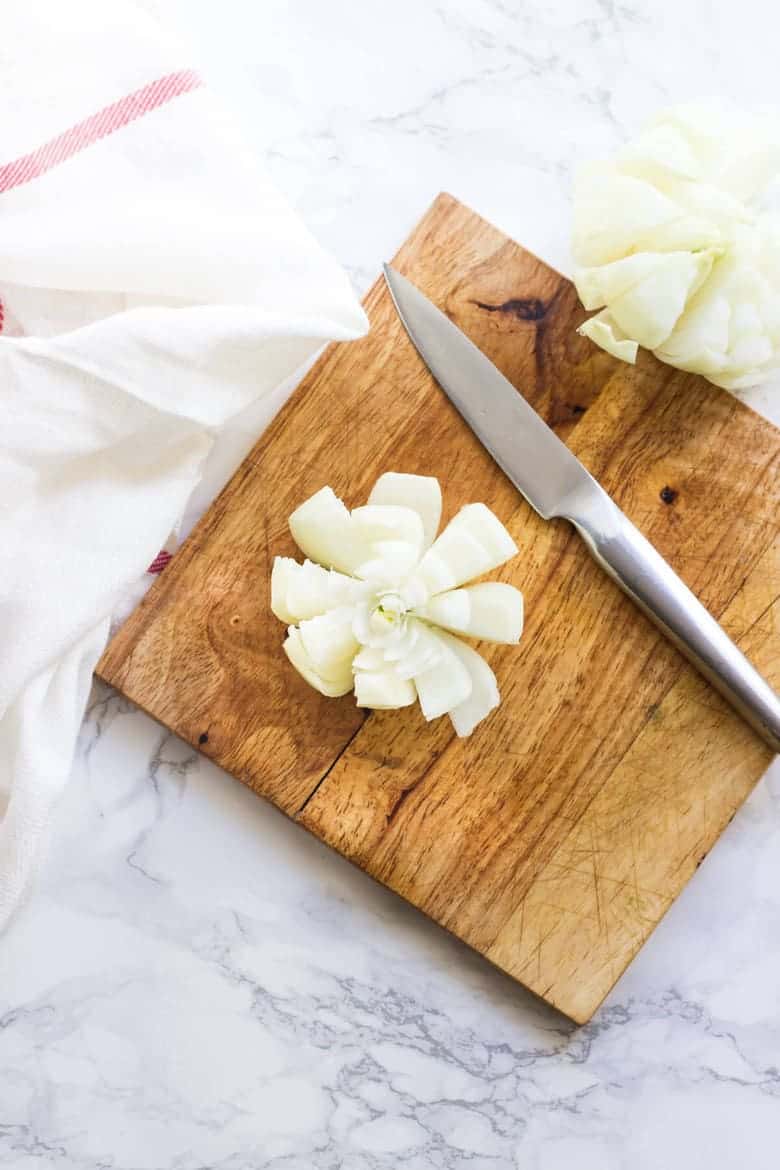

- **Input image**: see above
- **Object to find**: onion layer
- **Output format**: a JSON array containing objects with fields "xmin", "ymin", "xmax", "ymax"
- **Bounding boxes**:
[{"xmin": 573, "ymin": 102, "xmax": 780, "ymax": 390}]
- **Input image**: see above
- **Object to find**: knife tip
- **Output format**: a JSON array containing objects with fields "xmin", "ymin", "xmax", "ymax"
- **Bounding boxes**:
[
  {"xmin": 382, "ymin": 263, "xmax": 405, "ymax": 302},
  {"xmin": 382, "ymin": 262, "xmax": 399, "ymax": 302}
]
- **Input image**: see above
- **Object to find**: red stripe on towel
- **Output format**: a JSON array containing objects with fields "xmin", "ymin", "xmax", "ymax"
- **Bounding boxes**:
[
  {"xmin": 0, "ymin": 70, "xmax": 202, "ymax": 194},
  {"xmin": 147, "ymin": 550, "xmax": 173, "ymax": 574}
]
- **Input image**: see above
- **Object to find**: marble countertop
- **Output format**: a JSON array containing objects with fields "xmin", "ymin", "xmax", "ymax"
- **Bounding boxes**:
[{"xmin": 2, "ymin": 1, "xmax": 779, "ymax": 1166}]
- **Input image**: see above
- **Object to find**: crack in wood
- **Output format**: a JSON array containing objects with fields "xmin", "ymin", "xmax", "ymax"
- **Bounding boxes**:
[{"xmin": 294, "ymin": 717, "xmax": 367, "ymax": 818}]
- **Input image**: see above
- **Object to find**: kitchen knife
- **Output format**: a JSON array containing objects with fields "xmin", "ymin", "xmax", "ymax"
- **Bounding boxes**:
[{"xmin": 383, "ymin": 264, "xmax": 780, "ymax": 753}]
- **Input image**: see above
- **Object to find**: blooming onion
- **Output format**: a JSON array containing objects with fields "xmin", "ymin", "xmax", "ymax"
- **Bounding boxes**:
[{"xmin": 271, "ymin": 473, "xmax": 523, "ymax": 736}]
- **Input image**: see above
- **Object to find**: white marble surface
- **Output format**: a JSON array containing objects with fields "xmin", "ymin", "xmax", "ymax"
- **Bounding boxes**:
[{"xmin": 2, "ymin": 1, "xmax": 780, "ymax": 1166}]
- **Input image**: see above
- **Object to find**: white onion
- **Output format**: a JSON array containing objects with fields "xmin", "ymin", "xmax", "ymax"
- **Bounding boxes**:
[
  {"xmin": 270, "ymin": 556, "xmax": 299, "ymax": 624},
  {"xmin": 297, "ymin": 608, "xmax": 359, "ymax": 679},
  {"xmin": 437, "ymin": 631, "xmax": 500, "ymax": 737},
  {"xmin": 283, "ymin": 627, "xmax": 354, "ymax": 697},
  {"xmin": 351, "ymin": 504, "xmax": 424, "ymax": 563},
  {"xmin": 354, "ymin": 669, "xmax": 416, "ymax": 710},
  {"xmin": 414, "ymin": 581, "xmax": 524, "ymax": 643},
  {"xmin": 576, "ymin": 249, "xmax": 717, "ymax": 349},
  {"xmin": 573, "ymin": 102, "xmax": 780, "ymax": 390},
  {"xmin": 367, "ymin": 472, "xmax": 442, "ymax": 549},
  {"xmin": 288, "ymin": 486, "xmax": 362, "ymax": 574},
  {"xmin": 272, "ymin": 475, "xmax": 524, "ymax": 736},
  {"xmin": 271, "ymin": 556, "xmax": 367, "ymax": 623},
  {"xmin": 414, "ymin": 503, "xmax": 518, "ymax": 595},
  {"xmin": 412, "ymin": 630, "xmax": 473, "ymax": 721},
  {"xmin": 355, "ymin": 539, "xmax": 422, "ymax": 586},
  {"xmin": 393, "ymin": 622, "xmax": 446, "ymax": 681}
]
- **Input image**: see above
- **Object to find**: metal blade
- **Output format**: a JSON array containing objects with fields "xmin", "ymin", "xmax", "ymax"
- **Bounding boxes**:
[{"xmin": 383, "ymin": 264, "xmax": 603, "ymax": 521}]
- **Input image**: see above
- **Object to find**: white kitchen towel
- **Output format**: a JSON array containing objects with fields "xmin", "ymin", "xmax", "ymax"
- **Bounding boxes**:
[{"xmin": 0, "ymin": 1, "xmax": 368, "ymax": 928}]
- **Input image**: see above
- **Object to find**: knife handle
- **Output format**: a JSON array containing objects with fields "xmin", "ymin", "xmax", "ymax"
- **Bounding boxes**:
[{"xmin": 566, "ymin": 497, "xmax": 780, "ymax": 753}]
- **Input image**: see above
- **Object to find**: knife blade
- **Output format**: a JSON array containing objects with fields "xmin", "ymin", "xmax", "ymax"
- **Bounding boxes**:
[{"xmin": 383, "ymin": 264, "xmax": 780, "ymax": 753}]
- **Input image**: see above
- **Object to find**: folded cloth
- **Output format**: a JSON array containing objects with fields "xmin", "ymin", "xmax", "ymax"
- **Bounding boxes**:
[{"xmin": 0, "ymin": 0, "xmax": 368, "ymax": 928}]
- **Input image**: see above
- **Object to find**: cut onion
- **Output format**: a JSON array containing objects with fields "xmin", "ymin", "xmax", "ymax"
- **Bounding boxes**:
[
  {"xmin": 381, "ymin": 621, "xmax": 419, "ymax": 663},
  {"xmin": 656, "ymin": 222, "xmax": 780, "ymax": 388},
  {"xmin": 415, "ymin": 581, "xmax": 523, "ymax": 643},
  {"xmin": 437, "ymin": 631, "xmax": 500, "ymax": 737},
  {"xmin": 618, "ymin": 122, "xmax": 703, "ymax": 186},
  {"xmin": 297, "ymin": 607, "xmax": 359, "ymax": 679},
  {"xmin": 460, "ymin": 504, "xmax": 518, "ymax": 562},
  {"xmin": 283, "ymin": 627, "xmax": 354, "ymax": 697},
  {"xmin": 394, "ymin": 623, "xmax": 445, "ymax": 680},
  {"xmin": 355, "ymin": 540, "xmax": 422, "ymax": 586},
  {"xmin": 573, "ymin": 165, "xmax": 720, "ymax": 268},
  {"xmin": 368, "ymin": 472, "xmax": 442, "ymax": 549},
  {"xmin": 272, "ymin": 556, "xmax": 367, "ymax": 623},
  {"xmin": 415, "ymin": 504, "xmax": 517, "ymax": 594},
  {"xmin": 577, "ymin": 311, "xmax": 639, "ymax": 363},
  {"xmin": 352, "ymin": 645, "xmax": 388, "ymax": 672},
  {"xmin": 412, "ymin": 629, "xmax": 473, "ymax": 720},
  {"xmin": 275, "ymin": 476, "xmax": 524, "ymax": 734},
  {"xmin": 288, "ymin": 486, "xmax": 363, "ymax": 574},
  {"xmin": 573, "ymin": 102, "xmax": 780, "ymax": 390},
  {"xmin": 637, "ymin": 102, "xmax": 780, "ymax": 203},
  {"xmin": 284, "ymin": 559, "xmax": 333, "ymax": 620},
  {"xmin": 270, "ymin": 556, "xmax": 298, "ymax": 623},
  {"xmin": 351, "ymin": 504, "xmax": 424, "ymax": 555},
  {"xmin": 295, "ymin": 563, "xmax": 367, "ymax": 618},
  {"xmin": 354, "ymin": 669, "xmax": 416, "ymax": 709},
  {"xmin": 575, "ymin": 249, "xmax": 717, "ymax": 349}
]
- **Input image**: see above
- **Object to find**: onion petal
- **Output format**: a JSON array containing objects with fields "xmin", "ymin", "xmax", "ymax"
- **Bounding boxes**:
[
  {"xmin": 352, "ymin": 645, "xmax": 388, "ymax": 672},
  {"xmin": 351, "ymin": 503, "xmax": 424, "ymax": 555},
  {"xmin": 394, "ymin": 623, "xmax": 445, "ymax": 680},
  {"xmin": 415, "ymin": 503, "xmax": 517, "ymax": 595},
  {"xmin": 273, "ymin": 556, "xmax": 367, "ymax": 622},
  {"xmin": 412, "ymin": 629, "xmax": 473, "ymax": 720},
  {"xmin": 415, "ymin": 581, "xmax": 523, "ymax": 643},
  {"xmin": 577, "ymin": 310, "xmax": 638, "ymax": 363},
  {"xmin": 368, "ymin": 472, "xmax": 442, "ymax": 549},
  {"xmin": 270, "ymin": 556, "xmax": 299, "ymax": 623},
  {"xmin": 297, "ymin": 607, "xmax": 359, "ymax": 679},
  {"xmin": 283, "ymin": 627, "xmax": 354, "ymax": 697},
  {"xmin": 354, "ymin": 669, "xmax": 416, "ymax": 709},
  {"xmin": 573, "ymin": 164, "xmax": 720, "ymax": 268},
  {"xmin": 288, "ymin": 486, "xmax": 366, "ymax": 574},
  {"xmin": 355, "ymin": 540, "xmax": 422, "ymax": 586},
  {"xmin": 381, "ymin": 621, "xmax": 419, "ymax": 663},
  {"xmin": 576, "ymin": 249, "xmax": 717, "ymax": 349},
  {"xmin": 436, "ymin": 631, "xmax": 500, "ymax": 737}
]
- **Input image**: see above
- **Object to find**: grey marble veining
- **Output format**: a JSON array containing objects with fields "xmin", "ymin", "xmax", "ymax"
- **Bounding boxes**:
[
  {"xmin": 2, "ymin": 688, "xmax": 779, "ymax": 1168},
  {"xmin": 2, "ymin": 1, "xmax": 780, "ymax": 1166}
]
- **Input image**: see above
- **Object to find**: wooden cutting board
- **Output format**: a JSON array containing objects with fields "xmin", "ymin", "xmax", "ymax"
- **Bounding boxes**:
[{"xmin": 97, "ymin": 194, "xmax": 779, "ymax": 1023}]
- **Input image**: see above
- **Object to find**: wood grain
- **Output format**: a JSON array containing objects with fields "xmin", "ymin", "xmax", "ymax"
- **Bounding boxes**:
[{"xmin": 97, "ymin": 194, "xmax": 779, "ymax": 1023}]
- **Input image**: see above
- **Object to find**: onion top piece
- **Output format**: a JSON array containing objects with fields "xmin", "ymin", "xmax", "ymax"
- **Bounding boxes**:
[
  {"xmin": 271, "ymin": 473, "xmax": 524, "ymax": 737},
  {"xmin": 573, "ymin": 102, "xmax": 780, "ymax": 391}
]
